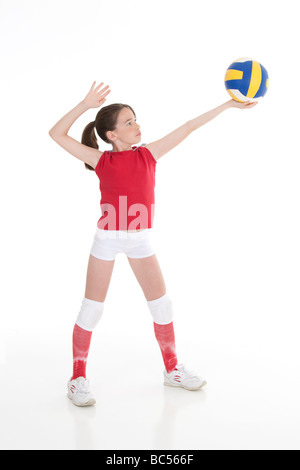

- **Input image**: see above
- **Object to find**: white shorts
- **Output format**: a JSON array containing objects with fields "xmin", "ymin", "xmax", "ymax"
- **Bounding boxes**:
[{"xmin": 90, "ymin": 228, "xmax": 156, "ymax": 261}]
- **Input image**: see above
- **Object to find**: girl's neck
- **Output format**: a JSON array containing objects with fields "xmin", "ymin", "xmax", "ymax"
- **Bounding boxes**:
[{"xmin": 111, "ymin": 143, "xmax": 133, "ymax": 152}]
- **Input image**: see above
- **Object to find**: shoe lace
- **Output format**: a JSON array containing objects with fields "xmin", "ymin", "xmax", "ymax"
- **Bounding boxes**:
[
  {"xmin": 74, "ymin": 379, "xmax": 90, "ymax": 393},
  {"xmin": 176, "ymin": 364, "xmax": 198, "ymax": 380}
]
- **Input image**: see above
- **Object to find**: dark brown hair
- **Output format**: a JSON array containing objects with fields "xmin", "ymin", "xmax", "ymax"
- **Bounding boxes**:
[{"xmin": 81, "ymin": 103, "xmax": 136, "ymax": 171}]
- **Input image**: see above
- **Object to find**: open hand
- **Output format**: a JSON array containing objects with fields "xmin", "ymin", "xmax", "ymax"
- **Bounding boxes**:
[
  {"xmin": 83, "ymin": 81, "xmax": 111, "ymax": 109},
  {"xmin": 229, "ymin": 99, "xmax": 258, "ymax": 109}
]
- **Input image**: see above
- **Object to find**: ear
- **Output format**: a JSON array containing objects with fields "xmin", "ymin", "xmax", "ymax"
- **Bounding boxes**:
[{"xmin": 106, "ymin": 130, "xmax": 117, "ymax": 142}]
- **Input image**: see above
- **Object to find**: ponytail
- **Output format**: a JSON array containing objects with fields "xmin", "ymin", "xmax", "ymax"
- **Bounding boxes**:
[{"xmin": 81, "ymin": 121, "xmax": 98, "ymax": 171}]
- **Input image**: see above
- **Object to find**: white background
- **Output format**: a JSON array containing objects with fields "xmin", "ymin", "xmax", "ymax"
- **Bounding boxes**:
[{"xmin": 1, "ymin": 0, "xmax": 300, "ymax": 450}]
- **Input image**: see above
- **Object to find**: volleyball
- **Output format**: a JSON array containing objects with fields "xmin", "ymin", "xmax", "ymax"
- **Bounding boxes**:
[{"xmin": 224, "ymin": 58, "xmax": 269, "ymax": 103}]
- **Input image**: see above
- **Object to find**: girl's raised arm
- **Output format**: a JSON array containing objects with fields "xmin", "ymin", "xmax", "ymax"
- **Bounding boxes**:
[
  {"xmin": 146, "ymin": 99, "xmax": 257, "ymax": 161},
  {"xmin": 49, "ymin": 82, "xmax": 111, "ymax": 169}
]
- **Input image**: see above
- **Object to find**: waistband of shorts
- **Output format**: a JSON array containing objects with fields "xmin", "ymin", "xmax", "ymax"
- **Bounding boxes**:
[{"xmin": 95, "ymin": 228, "xmax": 152, "ymax": 240}]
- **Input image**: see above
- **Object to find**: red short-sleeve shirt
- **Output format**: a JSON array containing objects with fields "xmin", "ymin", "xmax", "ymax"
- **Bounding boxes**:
[{"xmin": 94, "ymin": 145, "xmax": 157, "ymax": 231}]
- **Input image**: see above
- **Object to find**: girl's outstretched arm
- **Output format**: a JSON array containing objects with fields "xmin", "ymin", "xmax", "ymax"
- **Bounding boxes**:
[
  {"xmin": 146, "ymin": 99, "xmax": 257, "ymax": 161},
  {"xmin": 49, "ymin": 81, "xmax": 110, "ymax": 169}
]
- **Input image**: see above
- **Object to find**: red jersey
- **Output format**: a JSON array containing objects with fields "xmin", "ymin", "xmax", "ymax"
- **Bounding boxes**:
[{"xmin": 94, "ymin": 145, "xmax": 157, "ymax": 231}]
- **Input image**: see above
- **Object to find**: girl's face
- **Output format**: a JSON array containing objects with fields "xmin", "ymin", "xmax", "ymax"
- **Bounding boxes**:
[{"xmin": 108, "ymin": 107, "xmax": 141, "ymax": 146}]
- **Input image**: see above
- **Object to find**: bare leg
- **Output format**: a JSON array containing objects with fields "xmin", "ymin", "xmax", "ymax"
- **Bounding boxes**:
[
  {"xmin": 126, "ymin": 254, "xmax": 166, "ymax": 301},
  {"xmin": 85, "ymin": 254, "xmax": 115, "ymax": 302}
]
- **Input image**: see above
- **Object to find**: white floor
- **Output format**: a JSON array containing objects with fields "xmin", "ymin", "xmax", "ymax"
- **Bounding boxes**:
[{"xmin": 1, "ymin": 322, "xmax": 300, "ymax": 450}]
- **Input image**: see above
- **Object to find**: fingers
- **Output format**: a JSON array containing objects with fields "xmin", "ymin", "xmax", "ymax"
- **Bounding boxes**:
[
  {"xmin": 101, "ymin": 88, "xmax": 111, "ymax": 99},
  {"xmin": 90, "ymin": 81, "xmax": 110, "ymax": 95},
  {"xmin": 98, "ymin": 84, "xmax": 110, "ymax": 94},
  {"xmin": 235, "ymin": 100, "xmax": 258, "ymax": 109},
  {"xmin": 93, "ymin": 82, "xmax": 111, "ymax": 101},
  {"xmin": 244, "ymin": 100, "xmax": 258, "ymax": 108},
  {"xmin": 88, "ymin": 81, "xmax": 111, "ymax": 106},
  {"xmin": 94, "ymin": 82, "xmax": 105, "ymax": 92}
]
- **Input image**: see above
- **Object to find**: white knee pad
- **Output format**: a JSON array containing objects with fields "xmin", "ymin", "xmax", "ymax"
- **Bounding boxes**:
[
  {"xmin": 147, "ymin": 294, "xmax": 174, "ymax": 325},
  {"xmin": 75, "ymin": 297, "xmax": 104, "ymax": 332}
]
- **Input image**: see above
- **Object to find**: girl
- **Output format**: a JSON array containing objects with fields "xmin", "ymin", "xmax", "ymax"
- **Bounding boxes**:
[{"xmin": 49, "ymin": 81, "xmax": 257, "ymax": 407}]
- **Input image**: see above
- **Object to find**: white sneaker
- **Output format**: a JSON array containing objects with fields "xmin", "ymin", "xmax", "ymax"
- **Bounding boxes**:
[
  {"xmin": 164, "ymin": 363, "xmax": 207, "ymax": 391},
  {"xmin": 67, "ymin": 377, "xmax": 96, "ymax": 407}
]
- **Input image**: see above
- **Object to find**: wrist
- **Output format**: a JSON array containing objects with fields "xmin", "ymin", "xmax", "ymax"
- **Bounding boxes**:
[
  {"xmin": 80, "ymin": 99, "xmax": 92, "ymax": 112},
  {"xmin": 222, "ymin": 100, "xmax": 233, "ymax": 110}
]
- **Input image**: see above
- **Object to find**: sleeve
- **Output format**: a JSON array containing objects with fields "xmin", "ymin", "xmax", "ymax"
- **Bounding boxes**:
[
  {"xmin": 141, "ymin": 145, "xmax": 157, "ymax": 165},
  {"xmin": 94, "ymin": 151, "xmax": 106, "ymax": 176}
]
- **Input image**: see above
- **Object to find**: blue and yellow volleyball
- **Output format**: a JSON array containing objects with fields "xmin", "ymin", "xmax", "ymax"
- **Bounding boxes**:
[{"xmin": 224, "ymin": 58, "xmax": 269, "ymax": 103}]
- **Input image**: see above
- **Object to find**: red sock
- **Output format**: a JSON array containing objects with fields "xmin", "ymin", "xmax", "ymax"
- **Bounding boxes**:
[
  {"xmin": 154, "ymin": 322, "xmax": 178, "ymax": 373},
  {"xmin": 72, "ymin": 324, "xmax": 92, "ymax": 380}
]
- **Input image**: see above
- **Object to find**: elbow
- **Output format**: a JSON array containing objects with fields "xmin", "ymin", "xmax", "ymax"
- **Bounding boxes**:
[
  {"xmin": 49, "ymin": 129, "xmax": 63, "ymax": 142},
  {"xmin": 48, "ymin": 129, "xmax": 57, "ymax": 140}
]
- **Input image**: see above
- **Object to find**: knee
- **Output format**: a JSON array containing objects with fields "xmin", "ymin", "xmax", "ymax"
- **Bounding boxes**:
[
  {"xmin": 147, "ymin": 294, "xmax": 174, "ymax": 325},
  {"xmin": 75, "ymin": 297, "xmax": 105, "ymax": 332}
]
